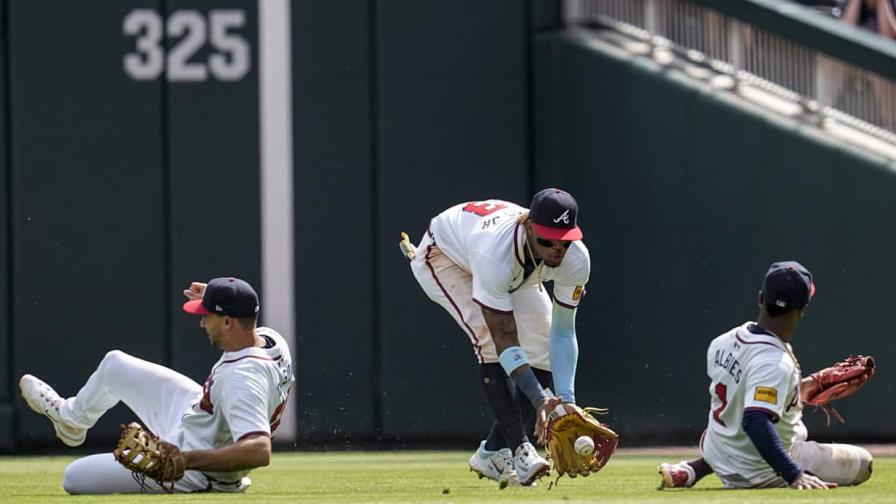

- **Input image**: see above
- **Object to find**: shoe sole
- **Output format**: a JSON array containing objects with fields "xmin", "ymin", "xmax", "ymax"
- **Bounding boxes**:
[
  {"xmin": 519, "ymin": 464, "xmax": 551, "ymax": 486},
  {"xmin": 18, "ymin": 376, "xmax": 85, "ymax": 447},
  {"xmin": 469, "ymin": 466, "xmax": 518, "ymax": 489}
]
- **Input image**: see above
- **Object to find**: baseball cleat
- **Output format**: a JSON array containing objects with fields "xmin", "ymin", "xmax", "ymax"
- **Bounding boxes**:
[
  {"xmin": 19, "ymin": 374, "xmax": 86, "ymax": 447},
  {"xmin": 658, "ymin": 461, "xmax": 696, "ymax": 489},
  {"xmin": 468, "ymin": 441, "xmax": 520, "ymax": 488},
  {"xmin": 514, "ymin": 442, "xmax": 550, "ymax": 486}
]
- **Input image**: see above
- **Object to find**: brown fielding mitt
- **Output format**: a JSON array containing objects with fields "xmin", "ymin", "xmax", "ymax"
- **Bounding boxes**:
[
  {"xmin": 803, "ymin": 355, "xmax": 875, "ymax": 424},
  {"xmin": 113, "ymin": 422, "xmax": 185, "ymax": 490},
  {"xmin": 545, "ymin": 404, "xmax": 619, "ymax": 479}
]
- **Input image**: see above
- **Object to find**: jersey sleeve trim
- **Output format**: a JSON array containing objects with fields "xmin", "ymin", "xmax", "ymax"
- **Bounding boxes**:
[
  {"xmin": 237, "ymin": 430, "xmax": 272, "ymax": 441},
  {"xmin": 554, "ymin": 299, "xmax": 577, "ymax": 310},
  {"xmin": 743, "ymin": 406, "xmax": 780, "ymax": 423},
  {"xmin": 473, "ymin": 298, "xmax": 513, "ymax": 315}
]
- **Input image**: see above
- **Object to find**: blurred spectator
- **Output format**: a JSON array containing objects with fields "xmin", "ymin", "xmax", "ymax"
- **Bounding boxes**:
[
  {"xmin": 821, "ymin": 0, "xmax": 896, "ymax": 131},
  {"xmin": 841, "ymin": 0, "xmax": 896, "ymax": 39},
  {"xmin": 792, "ymin": 0, "xmax": 845, "ymax": 17}
]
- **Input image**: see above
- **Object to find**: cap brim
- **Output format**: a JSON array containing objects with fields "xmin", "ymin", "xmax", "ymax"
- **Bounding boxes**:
[
  {"xmin": 533, "ymin": 223, "xmax": 583, "ymax": 241},
  {"xmin": 183, "ymin": 299, "xmax": 209, "ymax": 315}
]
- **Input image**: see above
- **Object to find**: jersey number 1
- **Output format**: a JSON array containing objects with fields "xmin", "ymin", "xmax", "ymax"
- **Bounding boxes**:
[{"xmin": 712, "ymin": 383, "xmax": 728, "ymax": 427}]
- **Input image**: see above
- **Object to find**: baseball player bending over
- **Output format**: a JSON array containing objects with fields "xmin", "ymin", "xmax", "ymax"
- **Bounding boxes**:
[
  {"xmin": 19, "ymin": 277, "xmax": 295, "ymax": 494},
  {"xmin": 659, "ymin": 262, "xmax": 873, "ymax": 490},
  {"xmin": 403, "ymin": 188, "xmax": 591, "ymax": 487}
]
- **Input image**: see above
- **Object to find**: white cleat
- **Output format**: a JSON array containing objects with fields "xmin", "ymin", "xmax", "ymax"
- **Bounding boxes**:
[
  {"xmin": 468, "ymin": 441, "xmax": 521, "ymax": 488},
  {"xmin": 19, "ymin": 374, "xmax": 86, "ymax": 447},
  {"xmin": 514, "ymin": 442, "xmax": 550, "ymax": 486}
]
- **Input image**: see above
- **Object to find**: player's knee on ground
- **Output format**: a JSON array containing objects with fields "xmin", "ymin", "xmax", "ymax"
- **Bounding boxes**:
[
  {"xmin": 853, "ymin": 447, "xmax": 873, "ymax": 486},
  {"xmin": 794, "ymin": 440, "xmax": 873, "ymax": 486},
  {"xmin": 62, "ymin": 458, "xmax": 90, "ymax": 494},
  {"xmin": 827, "ymin": 444, "xmax": 873, "ymax": 486}
]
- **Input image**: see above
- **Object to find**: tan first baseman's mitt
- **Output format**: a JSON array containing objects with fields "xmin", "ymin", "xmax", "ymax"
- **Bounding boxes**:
[
  {"xmin": 545, "ymin": 404, "xmax": 619, "ymax": 479},
  {"xmin": 803, "ymin": 355, "xmax": 875, "ymax": 423},
  {"xmin": 113, "ymin": 422, "xmax": 185, "ymax": 490}
]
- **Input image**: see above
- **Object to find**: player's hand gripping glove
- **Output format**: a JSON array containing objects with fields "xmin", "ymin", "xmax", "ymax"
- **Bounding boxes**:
[
  {"xmin": 544, "ymin": 404, "xmax": 619, "ymax": 479},
  {"xmin": 113, "ymin": 422, "xmax": 185, "ymax": 491},
  {"xmin": 803, "ymin": 355, "xmax": 875, "ymax": 424}
]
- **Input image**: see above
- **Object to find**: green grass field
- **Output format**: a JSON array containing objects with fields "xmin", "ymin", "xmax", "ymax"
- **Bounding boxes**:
[{"xmin": 0, "ymin": 452, "xmax": 893, "ymax": 503}]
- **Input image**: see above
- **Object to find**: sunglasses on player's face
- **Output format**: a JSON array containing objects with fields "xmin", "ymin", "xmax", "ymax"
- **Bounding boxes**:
[{"xmin": 536, "ymin": 237, "xmax": 572, "ymax": 249}]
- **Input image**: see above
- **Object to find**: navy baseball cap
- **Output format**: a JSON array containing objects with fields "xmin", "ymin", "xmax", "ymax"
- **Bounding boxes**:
[
  {"xmin": 183, "ymin": 277, "xmax": 260, "ymax": 318},
  {"xmin": 761, "ymin": 261, "xmax": 816, "ymax": 312},
  {"xmin": 529, "ymin": 188, "xmax": 583, "ymax": 241}
]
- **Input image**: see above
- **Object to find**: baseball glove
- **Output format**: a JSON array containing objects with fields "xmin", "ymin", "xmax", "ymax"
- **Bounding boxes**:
[
  {"xmin": 803, "ymin": 355, "xmax": 875, "ymax": 424},
  {"xmin": 113, "ymin": 422, "xmax": 185, "ymax": 491},
  {"xmin": 545, "ymin": 404, "xmax": 619, "ymax": 479}
]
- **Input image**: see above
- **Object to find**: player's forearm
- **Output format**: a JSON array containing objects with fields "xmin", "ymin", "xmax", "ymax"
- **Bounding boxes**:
[
  {"xmin": 500, "ymin": 349, "xmax": 549, "ymax": 406},
  {"xmin": 482, "ymin": 308, "xmax": 520, "ymax": 355},
  {"xmin": 742, "ymin": 410, "xmax": 802, "ymax": 484},
  {"xmin": 183, "ymin": 434, "xmax": 271, "ymax": 472},
  {"xmin": 799, "ymin": 376, "xmax": 818, "ymax": 403},
  {"xmin": 549, "ymin": 303, "xmax": 578, "ymax": 403}
]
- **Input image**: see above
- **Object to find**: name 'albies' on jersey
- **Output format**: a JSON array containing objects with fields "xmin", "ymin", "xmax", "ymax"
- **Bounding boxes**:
[
  {"xmin": 180, "ymin": 327, "xmax": 295, "ymax": 482},
  {"xmin": 428, "ymin": 199, "xmax": 590, "ymax": 313},
  {"xmin": 702, "ymin": 322, "xmax": 803, "ymax": 477}
]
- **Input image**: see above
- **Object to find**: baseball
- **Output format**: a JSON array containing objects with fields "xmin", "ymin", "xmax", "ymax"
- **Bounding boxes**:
[{"xmin": 574, "ymin": 435, "xmax": 595, "ymax": 456}]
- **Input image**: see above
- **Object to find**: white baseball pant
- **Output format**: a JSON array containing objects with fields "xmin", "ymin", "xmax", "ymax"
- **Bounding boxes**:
[
  {"xmin": 704, "ymin": 424, "xmax": 873, "ymax": 488},
  {"xmin": 409, "ymin": 232, "xmax": 552, "ymax": 370},
  {"xmin": 56, "ymin": 350, "xmax": 232, "ymax": 494}
]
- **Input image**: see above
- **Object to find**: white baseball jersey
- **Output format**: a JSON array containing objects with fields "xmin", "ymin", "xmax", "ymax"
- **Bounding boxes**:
[
  {"xmin": 428, "ymin": 200, "xmax": 590, "ymax": 313},
  {"xmin": 701, "ymin": 322, "xmax": 804, "ymax": 482},
  {"xmin": 180, "ymin": 327, "xmax": 295, "ymax": 483}
]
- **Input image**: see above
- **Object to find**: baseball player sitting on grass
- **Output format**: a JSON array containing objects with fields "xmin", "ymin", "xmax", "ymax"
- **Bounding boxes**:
[
  {"xmin": 658, "ymin": 261, "xmax": 874, "ymax": 490},
  {"xmin": 401, "ymin": 188, "xmax": 591, "ymax": 487},
  {"xmin": 19, "ymin": 277, "xmax": 294, "ymax": 494}
]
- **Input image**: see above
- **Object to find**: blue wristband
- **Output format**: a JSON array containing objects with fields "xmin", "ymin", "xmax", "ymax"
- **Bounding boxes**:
[{"xmin": 498, "ymin": 346, "xmax": 529, "ymax": 375}]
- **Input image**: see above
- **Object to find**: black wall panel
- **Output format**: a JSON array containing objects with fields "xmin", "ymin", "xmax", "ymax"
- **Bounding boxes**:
[
  {"xmin": 292, "ymin": 1, "xmax": 376, "ymax": 439},
  {"xmin": 377, "ymin": 0, "xmax": 530, "ymax": 439},
  {"xmin": 9, "ymin": 0, "xmax": 165, "ymax": 445},
  {"xmin": 533, "ymin": 32, "xmax": 896, "ymax": 441},
  {"xmin": 5, "ymin": 0, "xmax": 893, "ymax": 451},
  {"xmin": 0, "ymin": 0, "xmax": 10, "ymax": 449},
  {"xmin": 165, "ymin": 0, "xmax": 261, "ymax": 383}
]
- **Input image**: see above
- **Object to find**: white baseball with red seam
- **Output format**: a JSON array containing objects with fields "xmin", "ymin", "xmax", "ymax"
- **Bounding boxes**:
[{"xmin": 574, "ymin": 436, "xmax": 595, "ymax": 456}]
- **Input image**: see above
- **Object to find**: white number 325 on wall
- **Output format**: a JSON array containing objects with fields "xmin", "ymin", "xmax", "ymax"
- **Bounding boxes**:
[{"xmin": 123, "ymin": 9, "xmax": 250, "ymax": 82}]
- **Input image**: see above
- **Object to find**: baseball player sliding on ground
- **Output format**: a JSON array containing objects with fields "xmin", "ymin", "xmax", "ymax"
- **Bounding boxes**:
[
  {"xmin": 658, "ymin": 261, "xmax": 873, "ymax": 490},
  {"xmin": 19, "ymin": 277, "xmax": 294, "ymax": 494},
  {"xmin": 401, "ymin": 188, "xmax": 591, "ymax": 487}
]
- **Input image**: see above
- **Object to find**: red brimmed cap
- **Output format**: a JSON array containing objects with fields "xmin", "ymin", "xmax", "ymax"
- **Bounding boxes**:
[
  {"xmin": 183, "ymin": 277, "xmax": 259, "ymax": 317},
  {"xmin": 529, "ymin": 188, "xmax": 583, "ymax": 241},
  {"xmin": 182, "ymin": 299, "xmax": 210, "ymax": 315}
]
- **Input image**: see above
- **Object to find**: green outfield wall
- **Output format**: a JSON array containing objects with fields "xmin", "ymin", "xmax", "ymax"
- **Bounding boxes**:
[
  {"xmin": 532, "ymin": 31, "xmax": 896, "ymax": 442},
  {"xmin": 3, "ymin": 1, "xmax": 895, "ymax": 452},
  {"xmin": 4, "ymin": 0, "xmax": 261, "ymax": 450},
  {"xmin": 292, "ymin": 0, "xmax": 532, "ymax": 443}
]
